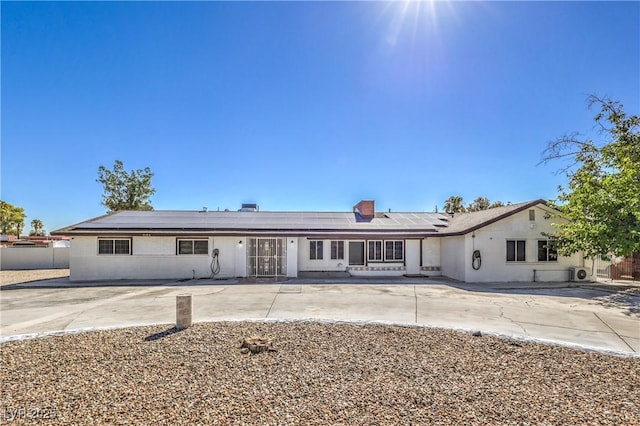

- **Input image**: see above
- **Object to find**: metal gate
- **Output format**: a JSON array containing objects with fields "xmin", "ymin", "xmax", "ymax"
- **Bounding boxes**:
[
  {"xmin": 596, "ymin": 252, "xmax": 640, "ymax": 281},
  {"xmin": 247, "ymin": 238, "xmax": 286, "ymax": 277}
]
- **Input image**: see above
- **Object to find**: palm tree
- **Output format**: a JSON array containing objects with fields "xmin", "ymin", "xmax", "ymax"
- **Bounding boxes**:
[
  {"xmin": 443, "ymin": 195, "xmax": 466, "ymax": 213},
  {"xmin": 30, "ymin": 219, "xmax": 45, "ymax": 236}
]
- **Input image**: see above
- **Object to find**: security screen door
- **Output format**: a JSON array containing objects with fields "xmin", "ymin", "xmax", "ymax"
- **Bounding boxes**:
[{"xmin": 247, "ymin": 238, "xmax": 286, "ymax": 276}]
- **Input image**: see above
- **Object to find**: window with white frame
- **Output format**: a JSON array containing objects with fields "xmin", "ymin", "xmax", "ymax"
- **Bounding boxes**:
[
  {"xmin": 506, "ymin": 240, "xmax": 526, "ymax": 262},
  {"xmin": 385, "ymin": 240, "xmax": 404, "ymax": 261},
  {"xmin": 310, "ymin": 240, "xmax": 323, "ymax": 260},
  {"xmin": 368, "ymin": 240, "xmax": 383, "ymax": 261},
  {"xmin": 177, "ymin": 239, "xmax": 209, "ymax": 255},
  {"xmin": 98, "ymin": 238, "xmax": 131, "ymax": 255},
  {"xmin": 330, "ymin": 240, "xmax": 344, "ymax": 260},
  {"xmin": 537, "ymin": 240, "xmax": 558, "ymax": 262}
]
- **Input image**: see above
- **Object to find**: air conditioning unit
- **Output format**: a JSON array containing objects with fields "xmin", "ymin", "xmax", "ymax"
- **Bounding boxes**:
[{"xmin": 569, "ymin": 267, "xmax": 589, "ymax": 282}]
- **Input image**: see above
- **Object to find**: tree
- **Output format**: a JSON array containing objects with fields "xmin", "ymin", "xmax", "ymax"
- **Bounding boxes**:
[
  {"xmin": 467, "ymin": 197, "xmax": 491, "ymax": 212},
  {"xmin": 540, "ymin": 96, "xmax": 640, "ymax": 258},
  {"xmin": 444, "ymin": 196, "xmax": 505, "ymax": 213},
  {"xmin": 0, "ymin": 201, "xmax": 26, "ymax": 237},
  {"xmin": 30, "ymin": 219, "xmax": 46, "ymax": 236},
  {"xmin": 443, "ymin": 195, "xmax": 466, "ymax": 213},
  {"xmin": 97, "ymin": 160, "xmax": 156, "ymax": 213}
]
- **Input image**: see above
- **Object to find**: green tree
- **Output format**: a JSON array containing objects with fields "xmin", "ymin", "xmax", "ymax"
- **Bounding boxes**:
[
  {"xmin": 467, "ymin": 197, "xmax": 491, "ymax": 212},
  {"xmin": 30, "ymin": 219, "xmax": 46, "ymax": 236},
  {"xmin": 541, "ymin": 96, "xmax": 640, "ymax": 258},
  {"xmin": 97, "ymin": 160, "xmax": 156, "ymax": 213},
  {"xmin": 443, "ymin": 195, "xmax": 466, "ymax": 213},
  {"xmin": 0, "ymin": 201, "xmax": 26, "ymax": 237}
]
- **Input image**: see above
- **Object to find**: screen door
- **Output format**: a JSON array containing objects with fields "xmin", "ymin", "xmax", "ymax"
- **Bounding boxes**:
[{"xmin": 247, "ymin": 238, "xmax": 286, "ymax": 276}]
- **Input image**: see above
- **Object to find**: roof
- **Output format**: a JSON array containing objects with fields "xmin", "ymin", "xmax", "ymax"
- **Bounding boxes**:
[
  {"xmin": 52, "ymin": 199, "xmax": 551, "ymax": 238},
  {"xmin": 442, "ymin": 199, "xmax": 551, "ymax": 236}
]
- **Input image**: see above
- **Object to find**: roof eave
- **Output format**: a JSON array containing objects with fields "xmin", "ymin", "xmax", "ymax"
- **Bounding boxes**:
[{"xmin": 58, "ymin": 228, "xmax": 442, "ymax": 238}]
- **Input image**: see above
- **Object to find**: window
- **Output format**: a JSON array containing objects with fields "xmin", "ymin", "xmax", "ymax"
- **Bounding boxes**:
[
  {"xmin": 368, "ymin": 240, "xmax": 382, "ymax": 261},
  {"xmin": 331, "ymin": 241, "xmax": 344, "ymax": 260},
  {"xmin": 384, "ymin": 240, "xmax": 404, "ymax": 261},
  {"xmin": 177, "ymin": 239, "xmax": 209, "ymax": 255},
  {"xmin": 529, "ymin": 209, "xmax": 536, "ymax": 221},
  {"xmin": 310, "ymin": 240, "xmax": 323, "ymax": 260},
  {"xmin": 506, "ymin": 240, "xmax": 526, "ymax": 262},
  {"xmin": 98, "ymin": 238, "xmax": 131, "ymax": 255},
  {"xmin": 537, "ymin": 240, "xmax": 558, "ymax": 262}
]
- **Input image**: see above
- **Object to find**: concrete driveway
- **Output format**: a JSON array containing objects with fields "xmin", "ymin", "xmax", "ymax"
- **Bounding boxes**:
[{"xmin": 1, "ymin": 278, "xmax": 638, "ymax": 356}]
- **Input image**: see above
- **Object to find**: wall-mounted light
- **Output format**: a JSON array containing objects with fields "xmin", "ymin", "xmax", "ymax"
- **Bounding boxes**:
[
  {"xmin": 290, "ymin": 240, "xmax": 294, "ymax": 245},
  {"xmin": 238, "ymin": 240, "xmax": 243, "ymax": 246}
]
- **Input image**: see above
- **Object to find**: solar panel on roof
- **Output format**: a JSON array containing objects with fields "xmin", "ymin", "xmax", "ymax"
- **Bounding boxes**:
[{"xmin": 68, "ymin": 209, "xmax": 454, "ymax": 233}]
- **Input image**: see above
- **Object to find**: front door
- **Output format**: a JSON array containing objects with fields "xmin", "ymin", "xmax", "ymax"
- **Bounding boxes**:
[
  {"xmin": 405, "ymin": 239, "xmax": 420, "ymax": 275},
  {"xmin": 247, "ymin": 238, "xmax": 286, "ymax": 277},
  {"xmin": 349, "ymin": 241, "xmax": 365, "ymax": 266}
]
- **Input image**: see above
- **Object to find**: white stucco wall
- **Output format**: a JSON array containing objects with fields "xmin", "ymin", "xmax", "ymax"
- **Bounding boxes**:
[
  {"xmin": 440, "ymin": 236, "xmax": 466, "ymax": 281},
  {"xmin": 421, "ymin": 238, "xmax": 441, "ymax": 274},
  {"xmin": 235, "ymin": 239, "xmax": 247, "ymax": 278},
  {"xmin": 454, "ymin": 206, "xmax": 584, "ymax": 283},
  {"xmin": 69, "ymin": 236, "xmax": 241, "ymax": 281},
  {"xmin": 287, "ymin": 238, "xmax": 298, "ymax": 277},
  {"xmin": 0, "ymin": 247, "xmax": 69, "ymax": 270}
]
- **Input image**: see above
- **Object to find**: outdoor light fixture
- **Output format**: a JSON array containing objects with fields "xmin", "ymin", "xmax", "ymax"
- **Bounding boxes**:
[
  {"xmin": 290, "ymin": 240, "xmax": 294, "ymax": 245},
  {"xmin": 239, "ymin": 240, "xmax": 243, "ymax": 246}
]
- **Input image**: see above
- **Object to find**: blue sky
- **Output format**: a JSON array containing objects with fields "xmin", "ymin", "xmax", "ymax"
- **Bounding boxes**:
[{"xmin": 2, "ymin": 1, "xmax": 638, "ymax": 233}]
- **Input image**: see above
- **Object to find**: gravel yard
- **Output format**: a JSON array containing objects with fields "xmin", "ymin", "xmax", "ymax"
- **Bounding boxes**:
[
  {"xmin": 0, "ymin": 269, "xmax": 69, "ymax": 287},
  {"xmin": 1, "ymin": 322, "xmax": 639, "ymax": 425}
]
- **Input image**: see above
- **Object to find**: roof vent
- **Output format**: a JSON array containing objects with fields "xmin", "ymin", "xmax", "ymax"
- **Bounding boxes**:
[
  {"xmin": 239, "ymin": 203, "xmax": 259, "ymax": 212},
  {"xmin": 201, "ymin": 206, "xmax": 208, "ymax": 212}
]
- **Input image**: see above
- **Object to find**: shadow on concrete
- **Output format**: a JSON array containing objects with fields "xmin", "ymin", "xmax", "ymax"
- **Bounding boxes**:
[
  {"xmin": 592, "ymin": 288, "xmax": 640, "ymax": 318},
  {"xmin": 439, "ymin": 281, "xmax": 640, "ymax": 318}
]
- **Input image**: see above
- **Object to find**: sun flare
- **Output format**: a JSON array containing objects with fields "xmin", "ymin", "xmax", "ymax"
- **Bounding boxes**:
[{"xmin": 377, "ymin": 0, "xmax": 450, "ymax": 48}]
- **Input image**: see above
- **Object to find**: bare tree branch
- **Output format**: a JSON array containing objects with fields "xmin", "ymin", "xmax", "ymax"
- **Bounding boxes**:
[{"xmin": 538, "ymin": 133, "xmax": 597, "ymax": 174}]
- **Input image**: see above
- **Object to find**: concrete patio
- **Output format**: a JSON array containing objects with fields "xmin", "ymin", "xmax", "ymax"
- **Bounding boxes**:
[{"xmin": 1, "ymin": 277, "xmax": 638, "ymax": 356}]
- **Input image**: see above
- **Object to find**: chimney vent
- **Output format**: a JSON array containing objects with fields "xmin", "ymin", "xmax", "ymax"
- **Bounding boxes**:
[{"xmin": 353, "ymin": 200, "xmax": 375, "ymax": 221}]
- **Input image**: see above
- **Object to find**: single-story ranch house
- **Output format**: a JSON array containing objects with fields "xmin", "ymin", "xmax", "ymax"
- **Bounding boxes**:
[{"xmin": 52, "ymin": 199, "xmax": 591, "ymax": 283}]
